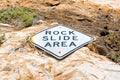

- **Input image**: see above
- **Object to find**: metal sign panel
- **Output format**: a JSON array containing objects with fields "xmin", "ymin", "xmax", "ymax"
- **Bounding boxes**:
[{"xmin": 31, "ymin": 24, "xmax": 95, "ymax": 59}]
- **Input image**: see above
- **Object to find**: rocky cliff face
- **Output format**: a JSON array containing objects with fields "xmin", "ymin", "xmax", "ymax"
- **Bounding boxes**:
[
  {"xmin": 0, "ymin": 0, "xmax": 120, "ymax": 80},
  {"xmin": 0, "ymin": 23, "xmax": 120, "ymax": 80}
]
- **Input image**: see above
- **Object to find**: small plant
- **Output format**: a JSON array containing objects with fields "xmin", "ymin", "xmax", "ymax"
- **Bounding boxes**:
[
  {"xmin": 107, "ymin": 51, "xmax": 120, "ymax": 62},
  {"xmin": 107, "ymin": 32, "xmax": 119, "ymax": 43},
  {"xmin": 0, "ymin": 6, "xmax": 37, "ymax": 29},
  {"xmin": 0, "ymin": 34, "xmax": 5, "ymax": 46}
]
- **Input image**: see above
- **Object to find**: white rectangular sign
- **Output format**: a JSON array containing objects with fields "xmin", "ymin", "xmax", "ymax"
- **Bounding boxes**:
[{"xmin": 31, "ymin": 24, "xmax": 95, "ymax": 59}]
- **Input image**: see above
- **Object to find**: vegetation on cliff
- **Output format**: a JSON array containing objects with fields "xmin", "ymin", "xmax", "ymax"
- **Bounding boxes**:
[{"xmin": 0, "ymin": 6, "xmax": 37, "ymax": 29}]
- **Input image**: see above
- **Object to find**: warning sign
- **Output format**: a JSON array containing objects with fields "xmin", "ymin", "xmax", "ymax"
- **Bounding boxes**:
[{"xmin": 31, "ymin": 24, "xmax": 95, "ymax": 59}]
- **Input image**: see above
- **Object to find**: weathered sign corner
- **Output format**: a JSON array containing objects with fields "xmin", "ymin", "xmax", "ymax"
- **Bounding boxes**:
[{"xmin": 30, "ymin": 24, "xmax": 95, "ymax": 59}]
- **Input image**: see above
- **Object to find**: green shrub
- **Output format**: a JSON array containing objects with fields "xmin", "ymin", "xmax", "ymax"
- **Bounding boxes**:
[
  {"xmin": 105, "ymin": 32, "xmax": 120, "ymax": 62},
  {"xmin": 107, "ymin": 51, "xmax": 120, "ymax": 62},
  {"xmin": 0, "ymin": 6, "xmax": 37, "ymax": 29},
  {"xmin": 107, "ymin": 32, "xmax": 119, "ymax": 42}
]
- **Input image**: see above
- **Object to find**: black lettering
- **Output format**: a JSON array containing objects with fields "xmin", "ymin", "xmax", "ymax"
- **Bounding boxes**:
[
  {"xmin": 59, "ymin": 36, "xmax": 61, "ymax": 40},
  {"xmin": 53, "ymin": 31, "xmax": 59, "ymax": 35},
  {"xmin": 61, "ymin": 41, "xmax": 67, "ymax": 47},
  {"xmin": 42, "ymin": 36, "xmax": 48, "ymax": 41},
  {"xmin": 61, "ymin": 31, "xmax": 66, "ymax": 35},
  {"xmin": 69, "ymin": 42, "xmax": 76, "ymax": 47},
  {"xmin": 44, "ymin": 42, "xmax": 52, "ymax": 47},
  {"xmin": 64, "ymin": 36, "xmax": 70, "ymax": 40},
  {"xmin": 50, "ymin": 36, "xmax": 56, "ymax": 41},
  {"xmin": 73, "ymin": 36, "xmax": 78, "ymax": 41},
  {"xmin": 53, "ymin": 42, "xmax": 59, "ymax": 47},
  {"xmin": 45, "ymin": 31, "xmax": 51, "ymax": 35},
  {"xmin": 69, "ymin": 31, "xmax": 75, "ymax": 35}
]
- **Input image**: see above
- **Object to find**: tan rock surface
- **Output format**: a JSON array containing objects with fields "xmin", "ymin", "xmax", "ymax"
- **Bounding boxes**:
[
  {"xmin": 0, "ymin": 0, "xmax": 120, "ymax": 80},
  {"xmin": 0, "ymin": 23, "xmax": 120, "ymax": 80},
  {"xmin": 91, "ymin": 0, "xmax": 120, "ymax": 8}
]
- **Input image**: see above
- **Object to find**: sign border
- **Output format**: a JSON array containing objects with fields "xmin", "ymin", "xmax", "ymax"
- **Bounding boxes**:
[{"xmin": 30, "ymin": 24, "xmax": 95, "ymax": 59}]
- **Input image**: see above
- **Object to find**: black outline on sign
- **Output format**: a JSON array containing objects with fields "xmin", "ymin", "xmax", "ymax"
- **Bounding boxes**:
[{"xmin": 30, "ymin": 24, "xmax": 96, "ymax": 59}]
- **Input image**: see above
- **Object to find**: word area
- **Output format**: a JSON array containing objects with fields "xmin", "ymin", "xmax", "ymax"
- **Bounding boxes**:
[{"xmin": 42, "ymin": 31, "xmax": 78, "ymax": 47}]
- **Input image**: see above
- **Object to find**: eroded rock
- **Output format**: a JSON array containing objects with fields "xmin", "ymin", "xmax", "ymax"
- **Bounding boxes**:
[
  {"xmin": 0, "ymin": 0, "xmax": 120, "ymax": 80},
  {"xmin": 0, "ymin": 23, "xmax": 120, "ymax": 80}
]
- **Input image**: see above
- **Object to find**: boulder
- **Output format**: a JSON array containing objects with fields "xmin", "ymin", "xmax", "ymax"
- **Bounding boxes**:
[{"xmin": 0, "ymin": 23, "xmax": 120, "ymax": 80}]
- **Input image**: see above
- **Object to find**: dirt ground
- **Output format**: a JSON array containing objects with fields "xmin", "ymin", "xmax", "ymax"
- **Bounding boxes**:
[
  {"xmin": 0, "ymin": 0, "xmax": 120, "ymax": 63},
  {"xmin": 42, "ymin": 8, "xmax": 120, "ymax": 62}
]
